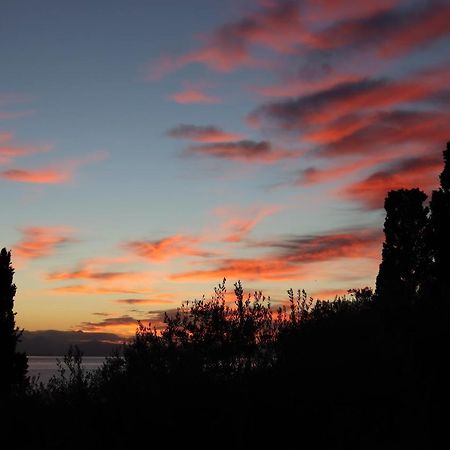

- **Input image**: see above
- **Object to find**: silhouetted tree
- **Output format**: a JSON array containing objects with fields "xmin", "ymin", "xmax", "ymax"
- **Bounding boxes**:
[
  {"xmin": 425, "ymin": 142, "xmax": 450, "ymax": 443},
  {"xmin": 430, "ymin": 141, "xmax": 450, "ymax": 304},
  {"xmin": 0, "ymin": 248, "xmax": 28, "ymax": 394},
  {"xmin": 375, "ymin": 189, "xmax": 429, "ymax": 313}
]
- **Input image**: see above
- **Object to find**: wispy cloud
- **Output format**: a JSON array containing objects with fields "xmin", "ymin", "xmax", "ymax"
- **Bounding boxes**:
[
  {"xmin": 169, "ymin": 86, "xmax": 220, "ymax": 104},
  {"xmin": 51, "ymin": 285, "xmax": 151, "ymax": 295},
  {"xmin": 167, "ymin": 124, "xmax": 243, "ymax": 143},
  {"xmin": 14, "ymin": 226, "xmax": 75, "ymax": 260},
  {"xmin": 343, "ymin": 154, "xmax": 442, "ymax": 209},
  {"xmin": 186, "ymin": 140, "xmax": 303, "ymax": 163},
  {"xmin": 148, "ymin": 1, "xmax": 450, "ymax": 80},
  {"xmin": 125, "ymin": 234, "xmax": 210, "ymax": 262},
  {"xmin": 171, "ymin": 227, "xmax": 381, "ymax": 282},
  {"xmin": 0, "ymin": 132, "xmax": 50, "ymax": 165},
  {"xmin": 115, "ymin": 297, "xmax": 174, "ymax": 305},
  {"xmin": 214, "ymin": 205, "xmax": 280, "ymax": 243},
  {"xmin": 314, "ymin": 1, "xmax": 450, "ymax": 57},
  {"xmin": 147, "ymin": 1, "xmax": 309, "ymax": 79},
  {"xmin": 0, "ymin": 150, "xmax": 108, "ymax": 184},
  {"xmin": 249, "ymin": 62, "xmax": 450, "ymax": 131}
]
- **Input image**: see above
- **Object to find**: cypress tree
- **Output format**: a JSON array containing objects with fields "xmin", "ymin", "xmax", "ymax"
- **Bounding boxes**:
[
  {"xmin": 0, "ymin": 248, "xmax": 28, "ymax": 394},
  {"xmin": 375, "ymin": 188, "xmax": 429, "ymax": 312}
]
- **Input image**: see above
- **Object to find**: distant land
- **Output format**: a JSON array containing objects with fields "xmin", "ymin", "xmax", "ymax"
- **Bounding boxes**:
[{"xmin": 17, "ymin": 330, "xmax": 125, "ymax": 356}]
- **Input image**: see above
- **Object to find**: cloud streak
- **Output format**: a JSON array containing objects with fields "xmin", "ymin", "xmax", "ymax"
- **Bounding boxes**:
[
  {"xmin": 14, "ymin": 226, "xmax": 75, "ymax": 260},
  {"xmin": 0, "ymin": 150, "xmax": 108, "ymax": 184},
  {"xmin": 186, "ymin": 140, "xmax": 303, "ymax": 163},
  {"xmin": 169, "ymin": 87, "xmax": 220, "ymax": 104},
  {"xmin": 172, "ymin": 227, "xmax": 381, "ymax": 282},
  {"xmin": 167, "ymin": 124, "xmax": 243, "ymax": 143},
  {"xmin": 343, "ymin": 154, "xmax": 442, "ymax": 209},
  {"xmin": 125, "ymin": 234, "xmax": 210, "ymax": 262}
]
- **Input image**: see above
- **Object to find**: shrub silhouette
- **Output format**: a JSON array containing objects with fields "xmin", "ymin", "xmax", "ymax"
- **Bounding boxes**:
[{"xmin": 0, "ymin": 248, "xmax": 28, "ymax": 395}]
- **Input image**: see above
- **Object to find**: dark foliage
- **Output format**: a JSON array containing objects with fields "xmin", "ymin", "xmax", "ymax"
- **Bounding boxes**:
[
  {"xmin": 375, "ymin": 188, "xmax": 429, "ymax": 313},
  {"xmin": 0, "ymin": 248, "xmax": 28, "ymax": 395}
]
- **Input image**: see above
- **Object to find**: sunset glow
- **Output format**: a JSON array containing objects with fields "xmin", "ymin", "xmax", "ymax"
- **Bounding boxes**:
[{"xmin": 1, "ymin": 0, "xmax": 449, "ymax": 339}]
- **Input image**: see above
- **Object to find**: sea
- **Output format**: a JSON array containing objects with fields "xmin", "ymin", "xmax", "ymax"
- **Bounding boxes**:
[{"xmin": 28, "ymin": 356, "xmax": 106, "ymax": 384}]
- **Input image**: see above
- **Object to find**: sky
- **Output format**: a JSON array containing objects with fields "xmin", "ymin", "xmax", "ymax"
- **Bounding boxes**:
[{"xmin": 1, "ymin": 0, "xmax": 450, "ymax": 340}]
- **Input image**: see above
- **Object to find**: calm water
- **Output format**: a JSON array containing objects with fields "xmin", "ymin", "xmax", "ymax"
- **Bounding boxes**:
[{"xmin": 28, "ymin": 356, "xmax": 106, "ymax": 384}]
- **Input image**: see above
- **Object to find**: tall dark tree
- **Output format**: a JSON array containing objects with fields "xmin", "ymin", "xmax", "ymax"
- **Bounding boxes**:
[
  {"xmin": 0, "ymin": 248, "xmax": 28, "ymax": 394},
  {"xmin": 375, "ymin": 188, "xmax": 429, "ymax": 312},
  {"xmin": 430, "ymin": 142, "xmax": 450, "ymax": 303}
]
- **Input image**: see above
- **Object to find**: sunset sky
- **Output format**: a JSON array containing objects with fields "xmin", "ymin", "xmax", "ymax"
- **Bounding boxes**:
[{"xmin": 1, "ymin": 0, "xmax": 450, "ymax": 338}]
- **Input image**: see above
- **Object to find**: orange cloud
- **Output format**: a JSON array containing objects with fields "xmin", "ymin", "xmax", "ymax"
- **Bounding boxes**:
[
  {"xmin": 51, "ymin": 285, "xmax": 151, "ymax": 295},
  {"xmin": 147, "ymin": 1, "xmax": 312, "ymax": 78},
  {"xmin": 305, "ymin": 0, "xmax": 401, "ymax": 21},
  {"xmin": 171, "ymin": 227, "xmax": 381, "ymax": 282},
  {"xmin": 214, "ymin": 205, "xmax": 280, "ymax": 242},
  {"xmin": 47, "ymin": 269, "xmax": 146, "ymax": 282},
  {"xmin": 315, "ymin": 1, "xmax": 450, "ymax": 57},
  {"xmin": 171, "ymin": 257, "xmax": 306, "ymax": 282},
  {"xmin": 77, "ymin": 311, "xmax": 171, "ymax": 336},
  {"xmin": 77, "ymin": 315, "xmax": 143, "ymax": 336},
  {"xmin": 250, "ymin": 62, "xmax": 450, "ymax": 130},
  {"xmin": 187, "ymin": 140, "xmax": 304, "ymax": 163},
  {"xmin": 125, "ymin": 234, "xmax": 210, "ymax": 262},
  {"xmin": 0, "ymin": 132, "xmax": 50, "ymax": 165},
  {"xmin": 169, "ymin": 87, "xmax": 220, "ymax": 104},
  {"xmin": 0, "ymin": 150, "xmax": 108, "ymax": 184},
  {"xmin": 0, "ymin": 167, "xmax": 70, "ymax": 183},
  {"xmin": 14, "ymin": 226, "xmax": 75, "ymax": 260},
  {"xmin": 115, "ymin": 297, "xmax": 174, "ymax": 305},
  {"xmin": 253, "ymin": 74, "xmax": 361, "ymax": 98},
  {"xmin": 343, "ymin": 154, "xmax": 442, "ymax": 209},
  {"xmin": 297, "ymin": 158, "xmax": 384, "ymax": 186},
  {"xmin": 322, "ymin": 110, "xmax": 450, "ymax": 158},
  {"xmin": 167, "ymin": 124, "xmax": 243, "ymax": 143}
]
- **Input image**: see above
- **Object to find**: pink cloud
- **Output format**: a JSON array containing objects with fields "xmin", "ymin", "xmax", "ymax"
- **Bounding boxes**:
[
  {"xmin": 253, "ymin": 74, "xmax": 362, "ymax": 98},
  {"xmin": 214, "ymin": 205, "xmax": 280, "ymax": 242},
  {"xmin": 314, "ymin": 1, "xmax": 450, "ymax": 57},
  {"xmin": 14, "ymin": 226, "xmax": 75, "ymax": 260},
  {"xmin": 125, "ymin": 234, "xmax": 210, "ymax": 262},
  {"xmin": 250, "ymin": 62, "xmax": 450, "ymax": 131},
  {"xmin": 51, "ymin": 285, "xmax": 151, "ymax": 295},
  {"xmin": 0, "ymin": 150, "xmax": 108, "ymax": 184},
  {"xmin": 0, "ymin": 168, "xmax": 71, "ymax": 184},
  {"xmin": 0, "ymin": 132, "xmax": 51, "ymax": 165},
  {"xmin": 171, "ymin": 227, "xmax": 381, "ymax": 282},
  {"xmin": 167, "ymin": 124, "xmax": 243, "ymax": 143},
  {"xmin": 169, "ymin": 87, "xmax": 220, "ymax": 104},
  {"xmin": 147, "ymin": 1, "xmax": 312, "ymax": 79},
  {"xmin": 187, "ymin": 140, "xmax": 304, "ymax": 163},
  {"xmin": 343, "ymin": 154, "xmax": 442, "ymax": 209}
]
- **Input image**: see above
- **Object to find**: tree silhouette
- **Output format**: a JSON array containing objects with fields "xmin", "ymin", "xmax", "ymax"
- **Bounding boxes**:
[
  {"xmin": 430, "ymin": 142, "xmax": 450, "ymax": 304},
  {"xmin": 0, "ymin": 248, "xmax": 28, "ymax": 394},
  {"xmin": 375, "ymin": 188, "xmax": 429, "ymax": 313}
]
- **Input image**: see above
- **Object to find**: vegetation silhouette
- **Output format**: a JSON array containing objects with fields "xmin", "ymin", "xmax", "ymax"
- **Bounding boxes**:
[
  {"xmin": 0, "ymin": 247, "xmax": 28, "ymax": 396},
  {"xmin": 2, "ymin": 141, "xmax": 450, "ymax": 449}
]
